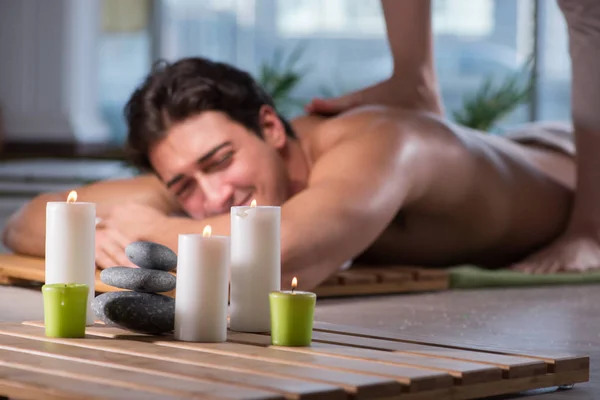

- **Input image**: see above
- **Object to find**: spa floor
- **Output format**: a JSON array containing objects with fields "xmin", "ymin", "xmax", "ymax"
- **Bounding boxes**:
[{"xmin": 1, "ymin": 284, "xmax": 597, "ymax": 399}]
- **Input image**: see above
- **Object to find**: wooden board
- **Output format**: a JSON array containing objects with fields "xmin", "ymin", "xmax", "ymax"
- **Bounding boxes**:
[
  {"xmin": 0, "ymin": 321, "xmax": 588, "ymax": 400},
  {"xmin": 0, "ymin": 253, "xmax": 449, "ymax": 298},
  {"xmin": 312, "ymin": 322, "xmax": 590, "ymax": 374}
]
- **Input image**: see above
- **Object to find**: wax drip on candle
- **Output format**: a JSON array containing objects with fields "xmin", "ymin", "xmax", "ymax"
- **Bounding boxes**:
[
  {"xmin": 291, "ymin": 277, "xmax": 298, "ymax": 294},
  {"xmin": 67, "ymin": 191, "xmax": 77, "ymax": 203},
  {"xmin": 238, "ymin": 199, "xmax": 257, "ymax": 218},
  {"xmin": 203, "ymin": 225, "xmax": 212, "ymax": 237}
]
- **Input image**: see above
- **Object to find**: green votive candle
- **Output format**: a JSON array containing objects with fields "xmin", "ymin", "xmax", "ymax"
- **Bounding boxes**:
[
  {"xmin": 42, "ymin": 283, "xmax": 88, "ymax": 338},
  {"xmin": 269, "ymin": 278, "xmax": 316, "ymax": 347}
]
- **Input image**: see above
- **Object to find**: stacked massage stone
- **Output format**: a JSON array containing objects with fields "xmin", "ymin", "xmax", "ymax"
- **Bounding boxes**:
[{"xmin": 91, "ymin": 241, "xmax": 178, "ymax": 334}]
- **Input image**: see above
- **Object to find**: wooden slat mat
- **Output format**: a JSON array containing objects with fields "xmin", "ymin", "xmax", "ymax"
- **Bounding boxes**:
[
  {"xmin": 0, "ymin": 253, "xmax": 449, "ymax": 298},
  {"xmin": 0, "ymin": 322, "xmax": 588, "ymax": 400},
  {"xmin": 312, "ymin": 322, "xmax": 589, "ymax": 374}
]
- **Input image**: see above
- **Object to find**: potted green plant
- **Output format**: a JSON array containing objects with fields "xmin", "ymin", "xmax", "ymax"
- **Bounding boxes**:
[
  {"xmin": 452, "ymin": 56, "xmax": 535, "ymax": 131},
  {"xmin": 256, "ymin": 44, "xmax": 310, "ymax": 117}
]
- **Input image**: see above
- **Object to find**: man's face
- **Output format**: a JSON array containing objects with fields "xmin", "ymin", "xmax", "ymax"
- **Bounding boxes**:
[{"xmin": 149, "ymin": 110, "xmax": 290, "ymax": 219}]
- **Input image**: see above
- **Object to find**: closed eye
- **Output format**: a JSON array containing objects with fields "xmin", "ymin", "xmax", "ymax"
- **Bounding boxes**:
[
  {"xmin": 204, "ymin": 151, "xmax": 233, "ymax": 173},
  {"xmin": 175, "ymin": 180, "xmax": 194, "ymax": 197}
]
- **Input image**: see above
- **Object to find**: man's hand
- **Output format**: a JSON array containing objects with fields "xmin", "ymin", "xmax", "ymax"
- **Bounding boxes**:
[
  {"xmin": 96, "ymin": 227, "xmax": 137, "ymax": 270},
  {"xmin": 95, "ymin": 202, "xmax": 169, "ymax": 269}
]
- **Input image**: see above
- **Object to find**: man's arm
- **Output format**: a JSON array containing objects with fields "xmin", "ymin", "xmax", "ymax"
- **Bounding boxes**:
[
  {"xmin": 278, "ymin": 110, "xmax": 431, "ymax": 289},
  {"xmin": 2, "ymin": 174, "xmax": 180, "ymax": 257}
]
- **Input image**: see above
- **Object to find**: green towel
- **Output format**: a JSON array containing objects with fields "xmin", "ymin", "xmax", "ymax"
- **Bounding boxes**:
[{"xmin": 449, "ymin": 265, "xmax": 600, "ymax": 289}]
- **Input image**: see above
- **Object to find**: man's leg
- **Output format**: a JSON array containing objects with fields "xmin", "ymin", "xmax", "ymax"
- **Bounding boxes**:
[{"xmin": 510, "ymin": 0, "xmax": 600, "ymax": 273}]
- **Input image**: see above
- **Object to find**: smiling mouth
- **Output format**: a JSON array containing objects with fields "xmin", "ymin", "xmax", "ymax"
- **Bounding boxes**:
[{"xmin": 236, "ymin": 193, "xmax": 253, "ymax": 207}]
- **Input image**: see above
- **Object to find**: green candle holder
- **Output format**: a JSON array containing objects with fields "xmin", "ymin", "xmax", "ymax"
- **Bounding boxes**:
[
  {"xmin": 269, "ymin": 289, "xmax": 316, "ymax": 347},
  {"xmin": 42, "ymin": 283, "xmax": 88, "ymax": 338}
]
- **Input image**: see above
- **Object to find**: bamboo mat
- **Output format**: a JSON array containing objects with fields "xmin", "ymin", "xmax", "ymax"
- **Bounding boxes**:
[
  {"xmin": 0, "ymin": 321, "xmax": 588, "ymax": 399},
  {"xmin": 0, "ymin": 253, "xmax": 449, "ymax": 298}
]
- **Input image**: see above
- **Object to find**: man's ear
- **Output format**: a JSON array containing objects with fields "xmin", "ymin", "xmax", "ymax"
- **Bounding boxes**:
[{"xmin": 258, "ymin": 105, "xmax": 287, "ymax": 149}]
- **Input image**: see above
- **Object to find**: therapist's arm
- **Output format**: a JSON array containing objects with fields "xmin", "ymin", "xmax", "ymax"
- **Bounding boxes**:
[
  {"xmin": 557, "ymin": 0, "xmax": 600, "ymax": 224},
  {"xmin": 382, "ymin": 0, "xmax": 437, "ymax": 83},
  {"xmin": 306, "ymin": 0, "xmax": 443, "ymax": 116}
]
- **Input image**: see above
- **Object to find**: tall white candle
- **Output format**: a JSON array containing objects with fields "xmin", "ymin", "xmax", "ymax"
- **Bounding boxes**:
[
  {"xmin": 229, "ymin": 201, "xmax": 281, "ymax": 332},
  {"xmin": 174, "ymin": 227, "xmax": 230, "ymax": 342},
  {"xmin": 45, "ymin": 191, "xmax": 96, "ymax": 325}
]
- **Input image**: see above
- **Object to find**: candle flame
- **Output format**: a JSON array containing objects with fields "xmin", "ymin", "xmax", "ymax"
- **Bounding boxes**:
[
  {"xmin": 250, "ymin": 199, "xmax": 257, "ymax": 207},
  {"xmin": 202, "ymin": 225, "xmax": 212, "ymax": 237},
  {"xmin": 291, "ymin": 277, "xmax": 298, "ymax": 290},
  {"xmin": 67, "ymin": 191, "xmax": 77, "ymax": 203}
]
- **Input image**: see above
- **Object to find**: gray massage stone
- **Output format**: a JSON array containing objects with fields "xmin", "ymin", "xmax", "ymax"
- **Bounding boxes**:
[
  {"xmin": 100, "ymin": 267, "xmax": 176, "ymax": 293},
  {"xmin": 92, "ymin": 291, "xmax": 174, "ymax": 334},
  {"xmin": 126, "ymin": 241, "xmax": 177, "ymax": 271}
]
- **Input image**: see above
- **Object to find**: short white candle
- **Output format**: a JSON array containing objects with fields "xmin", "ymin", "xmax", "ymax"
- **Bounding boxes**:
[
  {"xmin": 174, "ymin": 226, "xmax": 230, "ymax": 342},
  {"xmin": 45, "ymin": 191, "xmax": 96, "ymax": 326},
  {"xmin": 229, "ymin": 200, "xmax": 281, "ymax": 332}
]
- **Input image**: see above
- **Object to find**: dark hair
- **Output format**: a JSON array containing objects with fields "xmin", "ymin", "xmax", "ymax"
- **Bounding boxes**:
[{"xmin": 124, "ymin": 57, "xmax": 296, "ymax": 172}]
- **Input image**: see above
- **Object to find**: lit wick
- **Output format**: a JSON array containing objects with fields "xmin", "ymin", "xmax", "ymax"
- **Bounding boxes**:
[
  {"xmin": 291, "ymin": 277, "xmax": 298, "ymax": 294},
  {"xmin": 67, "ymin": 191, "xmax": 77, "ymax": 203},
  {"xmin": 250, "ymin": 199, "xmax": 257, "ymax": 207},
  {"xmin": 202, "ymin": 225, "xmax": 212, "ymax": 237}
]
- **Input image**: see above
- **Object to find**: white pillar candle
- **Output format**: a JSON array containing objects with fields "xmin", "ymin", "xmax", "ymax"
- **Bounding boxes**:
[
  {"xmin": 229, "ymin": 202, "xmax": 281, "ymax": 332},
  {"xmin": 174, "ymin": 227, "xmax": 230, "ymax": 342},
  {"xmin": 45, "ymin": 191, "xmax": 96, "ymax": 325}
]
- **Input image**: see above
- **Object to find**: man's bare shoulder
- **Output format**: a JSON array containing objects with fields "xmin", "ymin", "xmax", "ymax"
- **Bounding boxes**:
[
  {"xmin": 303, "ymin": 107, "xmax": 433, "ymax": 193},
  {"xmin": 300, "ymin": 106, "xmax": 432, "ymax": 159}
]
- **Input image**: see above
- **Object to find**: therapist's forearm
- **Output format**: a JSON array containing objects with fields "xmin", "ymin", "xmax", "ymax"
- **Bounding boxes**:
[
  {"xmin": 382, "ymin": 0, "xmax": 435, "ymax": 77},
  {"xmin": 380, "ymin": 0, "xmax": 442, "ymax": 114}
]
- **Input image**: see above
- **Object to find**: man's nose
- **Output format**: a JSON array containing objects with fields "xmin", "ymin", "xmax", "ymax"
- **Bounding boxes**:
[{"xmin": 197, "ymin": 174, "xmax": 234, "ymax": 216}]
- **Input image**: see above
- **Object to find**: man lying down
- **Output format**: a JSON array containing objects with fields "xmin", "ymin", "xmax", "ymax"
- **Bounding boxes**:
[{"xmin": 2, "ymin": 57, "xmax": 579, "ymax": 290}]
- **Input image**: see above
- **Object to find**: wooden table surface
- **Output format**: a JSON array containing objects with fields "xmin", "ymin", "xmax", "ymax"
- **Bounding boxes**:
[{"xmin": 0, "ymin": 284, "xmax": 597, "ymax": 399}]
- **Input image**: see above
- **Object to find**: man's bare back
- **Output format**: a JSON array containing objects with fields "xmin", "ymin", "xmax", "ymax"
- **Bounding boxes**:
[{"xmin": 295, "ymin": 109, "xmax": 575, "ymax": 269}]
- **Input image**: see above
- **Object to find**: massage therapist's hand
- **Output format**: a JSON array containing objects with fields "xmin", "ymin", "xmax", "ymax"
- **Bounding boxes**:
[
  {"xmin": 95, "ymin": 202, "xmax": 168, "ymax": 270},
  {"xmin": 305, "ymin": 75, "xmax": 444, "ymax": 116}
]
